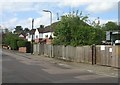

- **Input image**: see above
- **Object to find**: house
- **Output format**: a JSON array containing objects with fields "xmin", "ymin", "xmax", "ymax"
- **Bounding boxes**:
[
  {"xmin": 19, "ymin": 33, "xmax": 26, "ymax": 40},
  {"xmin": 26, "ymin": 29, "xmax": 36, "ymax": 42},
  {"xmin": 34, "ymin": 22, "xmax": 59, "ymax": 44},
  {"xmin": 34, "ymin": 25, "xmax": 54, "ymax": 43},
  {"xmin": 26, "ymin": 22, "xmax": 58, "ymax": 44},
  {"xmin": 34, "ymin": 25, "xmax": 44, "ymax": 43}
]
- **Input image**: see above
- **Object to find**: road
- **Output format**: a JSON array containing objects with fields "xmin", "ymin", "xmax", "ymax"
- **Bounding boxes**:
[{"xmin": 2, "ymin": 49, "xmax": 118, "ymax": 83}]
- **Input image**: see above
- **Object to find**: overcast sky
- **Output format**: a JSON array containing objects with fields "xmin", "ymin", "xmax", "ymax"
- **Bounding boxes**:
[{"xmin": 0, "ymin": 0, "xmax": 119, "ymax": 30}]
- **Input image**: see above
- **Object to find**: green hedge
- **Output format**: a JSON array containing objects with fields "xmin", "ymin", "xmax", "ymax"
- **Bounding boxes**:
[
  {"xmin": 10, "ymin": 39, "xmax": 18, "ymax": 50},
  {"xmin": 17, "ymin": 40, "xmax": 28, "ymax": 47}
]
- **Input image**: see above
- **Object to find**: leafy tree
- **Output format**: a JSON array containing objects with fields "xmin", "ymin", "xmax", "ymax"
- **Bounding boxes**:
[
  {"xmin": 3, "ymin": 32, "xmax": 14, "ymax": 45},
  {"xmin": 4, "ymin": 28, "xmax": 9, "ymax": 33},
  {"xmin": 14, "ymin": 26, "xmax": 23, "ymax": 34},
  {"xmin": 3, "ymin": 32, "xmax": 21, "ymax": 50},
  {"xmin": 102, "ymin": 21, "xmax": 118, "ymax": 31},
  {"xmin": 23, "ymin": 28, "xmax": 30, "ymax": 34},
  {"xmin": 53, "ymin": 13, "xmax": 105, "ymax": 46}
]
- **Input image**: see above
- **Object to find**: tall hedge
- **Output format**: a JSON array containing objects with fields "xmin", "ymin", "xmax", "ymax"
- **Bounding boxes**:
[
  {"xmin": 10, "ymin": 38, "xmax": 18, "ymax": 50},
  {"xmin": 2, "ymin": 32, "xmax": 29, "ymax": 50},
  {"xmin": 17, "ymin": 40, "xmax": 27, "ymax": 47}
]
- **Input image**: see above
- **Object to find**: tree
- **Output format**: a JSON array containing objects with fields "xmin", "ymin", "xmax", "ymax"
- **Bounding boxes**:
[
  {"xmin": 3, "ymin": 32, "xmax": 20, "ymax": 50},
  {"xmin": 53, "ymin": 13, "xmax": 105, "ymax": 46},
  {"xmin": 14, "ymin": 26, "xmax": 23, "ymax": 34},
  {"xmin": 4, "ymin": 28, "xmax": 9, "ymax": 33},
  {"xmin": 102, "ymin": 21, "xmax": 118, "ymax": 31},
  {"xmin": 23, "ymin": 28, "xmax": 30, "ymax": 34},
  {"xmin": 2, "ymin": 30, "xmax": 31, "ymax": 50}
]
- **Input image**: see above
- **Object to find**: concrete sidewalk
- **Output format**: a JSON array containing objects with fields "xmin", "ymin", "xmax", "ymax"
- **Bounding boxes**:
[{"xmin": 3, "ymin": 49, "xmax": 119, "ymax": 78}]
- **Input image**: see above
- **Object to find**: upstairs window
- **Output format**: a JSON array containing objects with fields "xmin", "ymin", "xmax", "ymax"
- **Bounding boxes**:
[{"xmin": 36, "ymin": 35, "xmax": 38, "ymax": 39}]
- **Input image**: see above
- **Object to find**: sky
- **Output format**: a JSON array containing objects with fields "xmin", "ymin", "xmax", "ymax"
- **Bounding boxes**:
[{"xmin": 0, "ymin": 0, "xmax": 119, "ymax": 31}]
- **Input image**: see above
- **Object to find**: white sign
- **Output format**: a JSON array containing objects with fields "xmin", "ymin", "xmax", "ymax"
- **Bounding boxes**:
[
  {"xmin": 101, "ymin": 45, "xmax": 105, "ymax": 50},
  {"xmin": 109, "ymin": 48, "xmax": 112, "ymax": 52}
]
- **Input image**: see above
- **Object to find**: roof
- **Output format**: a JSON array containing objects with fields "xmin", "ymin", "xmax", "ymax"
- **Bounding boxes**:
[
  {"xmin": 37, "ymin": 22, "xmax": 59, "ymax": 33},
  {"xmin": 112, "ymin": 31, "xmax": 120, "ymax": 34},
  {"xmin": 106, "ymin": 30, "xmax": 120, "ymax": 34},
  {"xmin": 30, "ymin": 29, "xmax": 36, "ymax": 34},
  {"xmin": 19, "ymin": 34, "xmax": 25, "ymax": 37},
  {"xmin": 106, "ymin": 30, "xmax": 120, "ymax": 32},
  {"xmin": 43, "ymin": 26, "xmax": 54, "ymax": 33},
  {"xmin": 20, "ymin": 32, "xmax": 27, "ymax": 36},
  {"xmin": 37, "ymin": 28, "xmax": 44, "ymax": 33},
  {"xmin": 37, "ymin": 27, "xmax": 54, "ymax": 33}
]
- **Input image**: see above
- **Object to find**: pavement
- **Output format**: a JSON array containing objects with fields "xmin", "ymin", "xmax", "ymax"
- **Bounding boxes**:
[{"xmin": 3, "ymin": 49, "xmax": 119, "ymax": 78}]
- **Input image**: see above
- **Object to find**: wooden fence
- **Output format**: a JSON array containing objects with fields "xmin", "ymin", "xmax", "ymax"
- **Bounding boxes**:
[
  {"xmin": 95, "ymin": 45, "xmax": 119, "ymax": 67},
  {"xmin": 33, "ymin": 44, "xmax": 120, "ymax": 68}
]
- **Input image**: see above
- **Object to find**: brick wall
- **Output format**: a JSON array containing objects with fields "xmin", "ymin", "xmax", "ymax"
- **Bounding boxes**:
[{"xmin": 19, "ymin": 47, "xmax": 27, "ymax": 53}]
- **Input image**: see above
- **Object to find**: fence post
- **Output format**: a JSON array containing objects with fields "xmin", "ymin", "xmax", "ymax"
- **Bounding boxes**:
[
  {"xmin": 92, "ymin": 44, "xmax": 96, "ymax": 65},
  {"xmin": 51, "ymin": 45, "xmax": 54, "ymax": 58}
]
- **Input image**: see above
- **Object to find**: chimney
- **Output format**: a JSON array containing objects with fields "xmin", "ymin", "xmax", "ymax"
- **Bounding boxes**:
[{"xmin": 40, "ymin": 25, "xmax": 44, "ymax": 28}]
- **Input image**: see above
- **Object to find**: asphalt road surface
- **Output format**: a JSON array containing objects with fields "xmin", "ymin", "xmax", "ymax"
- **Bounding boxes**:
[{"xmin": 2, "ymin": 49, "xmax": 118, "ymax": 83}]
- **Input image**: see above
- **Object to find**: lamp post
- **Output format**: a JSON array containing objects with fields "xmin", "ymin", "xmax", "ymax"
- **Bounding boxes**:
[
  {"xmin": 43, "ymin": 10, "xmax": 52, "ymax": 37},
  {"xmin": 43, "ymin": 10, "xmax": 52, "ymax": 57},
  {"xmin": 31, "ymin": 19, "xmax": 34, "ymax": 54}
]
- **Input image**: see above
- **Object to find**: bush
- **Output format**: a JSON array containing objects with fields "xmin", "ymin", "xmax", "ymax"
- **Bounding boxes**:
[
  {"xmin": 10, "ymin": 38, "xmax": 18, "ymax": 50},
  {"xmin": 18, "ymin": 41, "xmax": 31, "ymax": 53},
  {"xmin": 17, "ymin": 40, "xmax": 27, "ymax": 47}
]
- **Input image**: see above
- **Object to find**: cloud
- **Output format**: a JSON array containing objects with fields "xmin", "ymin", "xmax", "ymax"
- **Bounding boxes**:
[
  {"xmin": 0, "ymin": 0, "xmax": 60, "ymax": 2},
  {"xmin": 34, "ymin": 12, "xmax": 57, "ymax": 28},
  {"xmin": 2, "ymin": 17, "xmax": 32, "ymax": 29},
  {"xmin": 86, "ymin": 1, "xmax": 118, "ymax": 13},
  {"xmin": 88, "ymin": 17, "xmax": 118, "ymax": 25},
  {"xmin": 0, "ymin": 1, "xmax": 118, "ymax": 15},
  {"xmin": 100, "ymin": 19, "xmax": 118, "ymax": 25},
  {"xmin": 0, "ymin": 0, "xmax": 119, "ymax": 30},
  {"xmin": 57, "ymin": 0, "xmax": 81, "ymax": 7},
  {"xmin": 58, "ymin": 0, "xmax": 93, "ymax": 7},
  {"xmin": 0, "ymin": 2, "xmax": 35, "ymax": 13},
  {"xmin": 58, "ymin": 0, "xmax": 119, "ymax": 13},
  {"xmin": 1, "ymin": 11, "xmax": 58, "ymax": 30}
]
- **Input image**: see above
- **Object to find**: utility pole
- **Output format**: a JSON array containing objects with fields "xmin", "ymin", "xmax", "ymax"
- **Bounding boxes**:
[
  {"xmin": 31, "ymin": 19, "xmax": 34, "ymax": 54},
  {"xmin": 57, "ymin": 13, "xmax": 59, "ymax": 20}
]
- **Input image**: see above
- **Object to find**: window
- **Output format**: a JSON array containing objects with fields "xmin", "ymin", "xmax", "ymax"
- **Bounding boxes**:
[
  {"xmin": 45, "ymin": 35, "xmax": 48, "ymax": 38},
  {"xmin": 28, "ymin": 35, "xmax": 31, "ymax": 38},
  {"xmin": 36, "ymin": 35, "xmax": 38, "ymax": 38}
]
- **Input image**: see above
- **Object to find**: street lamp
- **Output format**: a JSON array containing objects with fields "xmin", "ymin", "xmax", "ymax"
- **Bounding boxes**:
[
  {"xmin": 43, "ymin": 10, "xmax": 52, "ymax": 37},
  {"xmin": 43, "ymin": 10, "xmax": 53, "ymax": 58}
]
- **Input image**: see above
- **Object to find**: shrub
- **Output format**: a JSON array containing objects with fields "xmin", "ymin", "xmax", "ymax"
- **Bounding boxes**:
[
  {"xmin": 10, "ymin": 38, "xmax": 18, "ymax": 50},
  {"xmin": 17, "ymin": 40, "xmax": 27, "ymax": 47}
]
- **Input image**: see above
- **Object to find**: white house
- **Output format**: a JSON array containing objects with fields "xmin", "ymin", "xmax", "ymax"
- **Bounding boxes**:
[
  {"xmin": 42, "ymin": 32, "xmax": 54, "ymax": 39},
  {"xmin": 34, "ymin": 26, "xmax": 54, "ymax": 43},
  {"xmin": 34, "ymin": 28, "xmax": 43, "ymax": 40},
  {"xmin": 26, "ymin": 22, "xmax": 58, "ymax": 43},
  {"xmin": 26, "ymin": 29, "xmax": 36, "ymax": 42}
]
